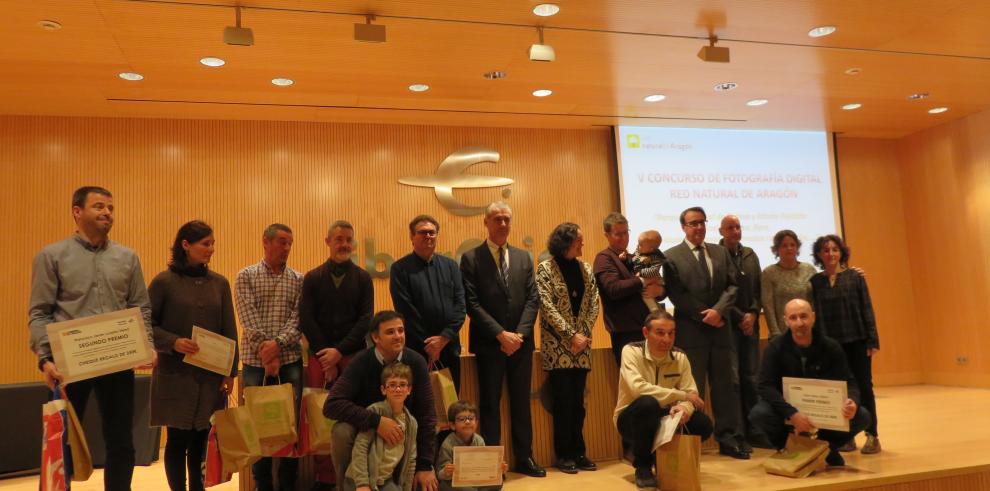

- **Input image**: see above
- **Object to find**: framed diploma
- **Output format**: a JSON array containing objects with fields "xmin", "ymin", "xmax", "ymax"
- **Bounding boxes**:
[
  {"xmin": 783, "ymin": 377, "xmax": 849, "ymax": 431},
  {"xmin": 183, "ymin": 326, "xmax": 236, "ymax": 376},
  {"xmin": 46, "ymin": 308, "xmax": 154, "ymax": 383},
  {"xmin": 452, "ymin": 446, "xmax": 503, "ymax": 488}
]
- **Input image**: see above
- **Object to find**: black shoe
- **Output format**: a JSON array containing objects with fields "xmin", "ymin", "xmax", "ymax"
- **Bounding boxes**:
[
  {"xmin": 747, "ymin": 432, "xmax": 775, "ymax": 450},
  {"xmin": 574, "ymin": 455, "xmax": 597, "ymax": 471},
  {"xmin": 309, "ymin": 482, "xmax": 335, "ymax": 491},
  {"xmin": 556, "ymin": 458, "xmax": 578, "ymax": 474},
  {"xmin": 738, "ymin": 439, "xmax": 754, "ymax": 454},
  {"xmin": 515, "ymin": 457, "xmax": 547, "ymax": 477},
  {"xmin": 826, "ymin": 449, "xmax": 846, "ymax": 467},
  {"xmin": 719, "ymin": 444, "xmax": 751, "ymax": 460},
  {"xmin": 634, "ymin": 466, "xmax": 658, "ymax": 488}
]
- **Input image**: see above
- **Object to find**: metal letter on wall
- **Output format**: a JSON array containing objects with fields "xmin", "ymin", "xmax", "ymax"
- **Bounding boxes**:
[{"xmin": 398, "ymin": 146, "xmax": 514, "ymax": 216}]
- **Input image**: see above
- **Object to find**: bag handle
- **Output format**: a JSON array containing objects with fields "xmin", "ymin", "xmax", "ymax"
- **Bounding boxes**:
[
  {"xmin": 262, "ymin": 375, "xmax": 282, "ymax": 387},
  {"xmin": 429, "ymin": 359, "xmax": 446, "ymax": 372}
]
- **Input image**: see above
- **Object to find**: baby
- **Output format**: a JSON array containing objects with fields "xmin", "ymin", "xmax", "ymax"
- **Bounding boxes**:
[{"xmin": 631, "ymin": 230, "xmax": 666, "ymax": 312}]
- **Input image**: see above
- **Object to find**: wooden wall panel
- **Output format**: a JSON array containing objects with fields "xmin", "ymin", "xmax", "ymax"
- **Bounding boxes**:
[{"xmin": 834, "ymin": 138, "xmax": 923, "ymax": 385}]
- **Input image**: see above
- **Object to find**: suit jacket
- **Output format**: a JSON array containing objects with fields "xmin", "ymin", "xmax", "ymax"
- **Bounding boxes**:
[
  {"xmin": 662, "ymin": 241, "xmax": 738, "ymax": 348},
  {"xmin": 720, "ymin": 242, "xmax": 762, "ymax": 329},
  {"xmin": 593, "ymin": 247, "xmax": 651, "ymax": 333},
  {"xmin": 460, "ymin": 242, "xmax": 539, "ymax": 353}
]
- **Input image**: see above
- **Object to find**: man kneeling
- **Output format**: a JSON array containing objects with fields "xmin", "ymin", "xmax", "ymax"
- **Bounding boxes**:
[
  {"xmin": 614, "ymin": 310, "xmax": 712, "ymax": 488},
  {"xmin": 749, "ymin": 299, "xmax": 871, "ymax": 467}
]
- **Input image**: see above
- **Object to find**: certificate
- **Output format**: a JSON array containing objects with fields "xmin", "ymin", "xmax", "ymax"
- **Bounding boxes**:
[
  {"xmin": 452, "ymin": 446, "xmax": 503, "ymax": 487},
  {"xmin": 783, "ymin": 377, "xmax": 849, "ymax": 431},
  {"xmin": 183, "ymin": 326, "xmax": 236, "ymax": 376},
  {"xmin": 47, "ymin": 308, "xmax": 154, "ymax": 383},
  {"xmin": 652, "ymin": 411, "xmax": 682, "ymax": 451}
]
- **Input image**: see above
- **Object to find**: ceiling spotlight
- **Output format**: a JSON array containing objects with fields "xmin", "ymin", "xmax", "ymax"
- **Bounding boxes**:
[
  {"xmin": 698, "ymin": 35, "xmax": 730, "ymax": 63},
  {"xmin": 928, "ymin": 107, "xmax": 949, "ymax": 114},
  {"xmin": 223, "ymin": 6, "xmax": 254, "ymax": 46},
  {"xmin": 408, "ymin": 84, "xmax": 430, "ymax": 92},
  {"xmin": 746, "ymin": 99, "xmax": 769, "ymax": 106},
  {"xmin": 529, "ymin": 26, "xmax": 555, "ymax": 62},
  {"xmin": 713, "ymin": 82, "xmax": 737, "ymax": 92},
  {"xmin": 533, "ymin": 4, "xmax": 560, "ymax": 17},
  {"xmin": 808, "ymin": 25, "xmax": 837, "ymax": 38},
  {"xmin": 118, "ymin": 72, "xmax": 144, "ymax": 81},
  {"xmin": 532, "ymin": 89, "xmax": 553, "ymax": 97},
  {"xmin": 644, "ymin": 94, "xmax": 666, "ymax": 102},
  {"xmin": 844, "ymin": 67, "xmax": 862, "ymax": 75},
  {"xmin": 354, "ymin": 14, "xmax": 386, "ymax": 43},
  {"xmin": 483, "ymin": 71, "xmax": 507, "ymax": 80},
  {"xmin": 271, "ymin": 78, "xmax": 294, "ymax": 87},
  {"xmin": 200, "ymin": 57, "xmax": 226, "ymax": 67},
  {"xmin": 38, "ymin": 20, "xmax": 62, "ymax": 31},
  {"xmin": 842, "ymin": 103, "xmax": 862, "ymax": 110},
  {"xmin": 907, "ymin": 92, "xmax": 930, "ymax": 100}
]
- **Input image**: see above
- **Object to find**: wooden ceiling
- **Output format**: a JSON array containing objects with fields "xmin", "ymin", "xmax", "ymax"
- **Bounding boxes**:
[{"xmin": 3, "ymin": 0, "xmax": 990, "ymax": 137}]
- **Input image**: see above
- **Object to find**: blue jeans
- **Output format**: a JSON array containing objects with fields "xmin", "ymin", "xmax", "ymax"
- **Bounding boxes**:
[{"xmin": 242, "ymin": 360, "xmax": 303, "ymax": 491}]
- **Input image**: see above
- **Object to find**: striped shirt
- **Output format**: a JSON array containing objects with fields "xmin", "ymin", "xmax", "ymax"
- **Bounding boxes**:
[{"xmin": 234, "ymin": 260, "xmax": 304, "ymax": 367}]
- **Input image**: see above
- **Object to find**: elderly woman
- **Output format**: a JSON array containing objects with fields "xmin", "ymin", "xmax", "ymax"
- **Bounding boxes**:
[
  {"xmin": 760, "ymin": 230, "xmax": 818, "ymax": 338},
  {"xmin": 149, "ymin": 220, "xmax": 238, "ymax": 491},
  {"xmin": 810, "ymin": 234, "xmax": 881, "ymax": 455},
  {"xmin": 536, "ymin": 222, "xmax": 600, "ymax": 475}
]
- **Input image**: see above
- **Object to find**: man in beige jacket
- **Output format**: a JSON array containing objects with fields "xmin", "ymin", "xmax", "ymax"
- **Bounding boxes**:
[{"xmin": 614, "ymin": 310, "xmax": 713, "ymax": 488}]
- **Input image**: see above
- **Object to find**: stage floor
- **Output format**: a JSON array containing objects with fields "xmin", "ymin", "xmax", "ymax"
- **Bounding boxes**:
[{"xmin": 4, "ymin": 385, "xmax": 989, "ymax": 491}]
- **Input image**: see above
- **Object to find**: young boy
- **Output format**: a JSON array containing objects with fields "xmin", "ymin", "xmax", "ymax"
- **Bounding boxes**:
[
  {"xmin": 436, "ymin": 401, "xmax": 508, "ymax": 491},
  {"xmin": 632, "ymin": 230, "xmax": 666, "ymax": 312},
  {"xmin": 345, "ymin": 362, "xmax": 418, "ymax": 491}
]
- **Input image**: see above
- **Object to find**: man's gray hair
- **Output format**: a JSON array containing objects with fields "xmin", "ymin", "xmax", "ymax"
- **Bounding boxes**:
[
  {"xmin": 485, "ymin": 201, "xmax": 512, "ymax": 217},
  {"xmin": 263, "ymin": 223, "xmax": 293, "ymax": 240},
  {"xmin": 327, "ymin": 220, "xmax": 354, "ymax": 238}
]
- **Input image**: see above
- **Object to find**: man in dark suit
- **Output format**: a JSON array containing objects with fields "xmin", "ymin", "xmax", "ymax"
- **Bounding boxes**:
[
  {"xmin": 663, "ymin": 206, "xmax": 749, "ymax": 459},
  {"xmin": 459, "ymin": 202, "xmax": 545, "ymax": 478}
]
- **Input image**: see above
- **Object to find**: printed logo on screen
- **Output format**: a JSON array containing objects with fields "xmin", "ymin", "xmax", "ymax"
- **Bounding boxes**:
[
  {"xmin": 398, "ymin": 146, "xmax": 514, "ymax": 216},
  {"xmin": 627, "ymin": 134, "xmax": 641, "ymax": 148}
]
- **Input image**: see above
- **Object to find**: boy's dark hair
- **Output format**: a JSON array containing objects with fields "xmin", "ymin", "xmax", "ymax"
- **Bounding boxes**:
[
  {"xmin": 381, "ymin": 361, "xmax": 413, "ymax": 385},
  {"xmin": 447, "ymin": 400, "xmax": 478, "ymax": 423}
]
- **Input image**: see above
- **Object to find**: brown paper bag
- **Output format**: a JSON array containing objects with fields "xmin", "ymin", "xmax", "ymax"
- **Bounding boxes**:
[
  {"xmin": 212, "ymin": 406, "xmax": 261, "ymax": 475},
  {"xmin": 243, "ymin": 383, "xmax": 298, "ymax": 455},
  {"xmin": 763, "ymin": 433, "xmax": 829, "ymax": 478},
  {"xmin": 64, "ymin": 398, "xmax": 93, "ymax": 481},
  {"xmin": 430, "ymin": 367, "xmax": 458, "ymax": 430},
  {"xmin": 299, "ymin": 387, "xmax": 334, "ymax": 455},
  {"xmin": 657, "ymin": 434, "xmax": 701, "ymax": 491}
]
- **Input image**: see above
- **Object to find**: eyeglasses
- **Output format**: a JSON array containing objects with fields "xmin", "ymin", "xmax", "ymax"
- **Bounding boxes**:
[
  {"xmin": 685, "ymin": 220, "xmax": 707, "ymax": 228},
  {"xmin": 455, "ymin": 415, "xmax": 477, "ymax": 423},
  {"xmin": 414, "ymin": 230, "xmax": 437, "ymax": 237},
  {"xmin": 385, "ymin": 382, "xmax": 410, "ymax": 391}
]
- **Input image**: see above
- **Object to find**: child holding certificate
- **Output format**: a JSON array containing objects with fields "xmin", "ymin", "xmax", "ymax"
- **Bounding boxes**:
[
  {"xmin": 345, "ymin": 362, "xmax": 418, "ymax": 491},
  {"xmin": 436, "ymin": 401, "xmax": 508, "ymax": 491}
]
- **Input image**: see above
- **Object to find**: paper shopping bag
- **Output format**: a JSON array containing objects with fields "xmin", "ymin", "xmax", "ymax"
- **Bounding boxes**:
[
  {"xmin": 243, "ymin": 383, "xmax": 298, "ymax": 456},
  {"xmin": 212, "ymin": 406, "xmax": 261, "ymax": 475},
  {"xmin": 299, "ymin": 387, "xmax": 334, "ymax": 455},
  {"xmin": 657, "ymin": 434, "xmax": 701, "ymax": 491},
  {"xmin": 40, "ymin": 397, "xmax": 70, "ymax": 491},
  {"xmin": 64, "ymin": 397, "xmax": 93, "ymax": 481},
  {"xmin": 762, "ymin": 433, "xmax": 829, "ymax": 478},
  {"xmin": 430, "ymin": 367, "xmax": 458, "ymax": 430},
  {"xmin": 202, "ymin": 425, "xmax": 232, "ymax": 487}
]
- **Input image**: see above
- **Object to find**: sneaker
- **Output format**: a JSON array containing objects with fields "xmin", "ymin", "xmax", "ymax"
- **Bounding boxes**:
[
  {"xmin": 861, "ymin": 434, "xmax": 882, "ymax": 454},
  {"xmin": 825, "ymin": 449, "xmax": 846, "ymax": 467},
  {"xmin": 838, "ymin": 437, "xmax": 857, "ymax": 452},
  {"xmin": 634, "ymin": 466, "xmax": 658, "ymax": 488}
]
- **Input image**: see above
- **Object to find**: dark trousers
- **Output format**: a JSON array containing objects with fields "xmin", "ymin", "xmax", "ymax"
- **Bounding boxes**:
[
  {"xmin": 65, "ymin": 369, "xmax": 135, "ymax": 491},
  {"xmin": 732, "ymin": 325, "xmax": 760, "ymax": 436},
  {"xmin": 243, "ymin": 361, "xmax": 303, "ymax": 491},
  {"xmin": 609, "ymin": 330, "xmax": 645, "ymax": 365},
  {"xmin": 680, "ymin": 342, "xmax": 744, "ymax": 446},
  {"xmin": 748, "ymin": 400, "xmax": 871, "ymax": 450},
  {"xmin": 546, "ymin": 368, "xmax": 588, "ymax": 461},
  {"xmin": 842, "ymin": 340, "xmax": 879, "ymax": 436},
  {"xmin": 475, "ymin": 343, "xmax": 535, "ymax": 463},
  {"xmin": 616, "ymin": 396, "xmax": 713, "ymax": 469},
  {"xmin": 164, "ymin": 428, "xmax": 208, "ymax": 491}
]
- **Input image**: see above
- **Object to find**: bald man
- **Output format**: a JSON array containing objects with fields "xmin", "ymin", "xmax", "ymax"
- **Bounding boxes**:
[{"xmin": 749, "ymin": 299, "xmax": 870, "ymax": 467}]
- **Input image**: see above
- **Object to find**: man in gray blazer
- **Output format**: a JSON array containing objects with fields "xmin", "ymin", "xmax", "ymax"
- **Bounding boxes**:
[{"xmin": 663, "ymin": 206, "xmax": 749, "ymax": 459}]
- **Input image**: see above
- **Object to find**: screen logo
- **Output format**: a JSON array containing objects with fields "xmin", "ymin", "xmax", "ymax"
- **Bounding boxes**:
[
  {"xmin": 398, "ymin": 146, "xmax": 514, "ymax": 216},
  {"xmin": 627, "ymin": 134, "xmax": 641, "ymax": 148}
]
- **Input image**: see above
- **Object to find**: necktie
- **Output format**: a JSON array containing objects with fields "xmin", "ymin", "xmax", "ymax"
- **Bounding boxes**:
[
  {"xmin": 498, "ymin": 246, "xmax": 509, "ymax": 286},
  {"xmin": 695, "ymin": 245, "xmax": 712, "ymax": 289}
]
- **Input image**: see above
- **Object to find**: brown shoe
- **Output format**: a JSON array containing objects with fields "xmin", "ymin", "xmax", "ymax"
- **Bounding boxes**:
[
  {"xmin": 838, "ymin": 438, "xmax": 857, "ymax": 452},
  {"xmin": 861, "ymin": 434, "xmax": 882, "ymax": 454}
]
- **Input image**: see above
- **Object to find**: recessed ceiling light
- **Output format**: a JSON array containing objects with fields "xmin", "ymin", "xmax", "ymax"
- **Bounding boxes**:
[
  {"xmin": 483, "ymin": 71, "xmax": 507, "ymax": 80},
  {"xmin": 408, "ymin": 84, "xmax": 430, "ymax": 92},
  {"xmin": 844, "ymin": 67, "xmax": 862, "ymax": 75},
  {"xmin": 118, "ymin": 72, "xmax": 144, "ymax": 81},
  {"xmin": 271, "ymin": 78, "xmax": 294, "ymax": 87},
  {"xmin": 808, "ymin": 25, "xmax": 837, "ymax": 38},
  {"xmin": 907, "ymin": 92, "xmax": 930, "ymax": 100},
  {"xmin": 532, "ymin": 89, "xmax": 553, "ymax": 97},
  {"xmin": 533, "ymin": 4, "xmax": 560, "ymax": 17},
  {"xmin": 842, "ymin": 103, "xmax": 862, "ymax": 110},
  {"xmin": 746, "ymin": 99, "xmax": 769, "ymax": 106},
  {"xmin": 38, "ymin": 20, "xmax": 62, "ymax": 31},
  {"xmin": 643, "ymin": 94, "xmax": 666, "ymax": 102},
  {"xmin": 199, "ymin": 57, "xmax": 226, "ymax": 67},
  {"xmin": 928, "ymin": 107, "xmax": 949, "ymax": 114},
  {"xmin": 713, "ymin": 82, "xmax": 737, "ymax": 92}
]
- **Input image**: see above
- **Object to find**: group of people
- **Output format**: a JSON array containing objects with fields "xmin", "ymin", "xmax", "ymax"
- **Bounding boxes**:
[{"xmin": 28, "ymin": 185, "xmax": 881, "ymax": 491}]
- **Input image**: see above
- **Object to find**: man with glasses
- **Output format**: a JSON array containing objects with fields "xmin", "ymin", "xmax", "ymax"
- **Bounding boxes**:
[
  {"xmin": 663, "ymin": 206, "xmax": 749, "ymax": 459},
  {"xmin": 390, "ymin": 214, "xmax": 466, "ymax": 390}
]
